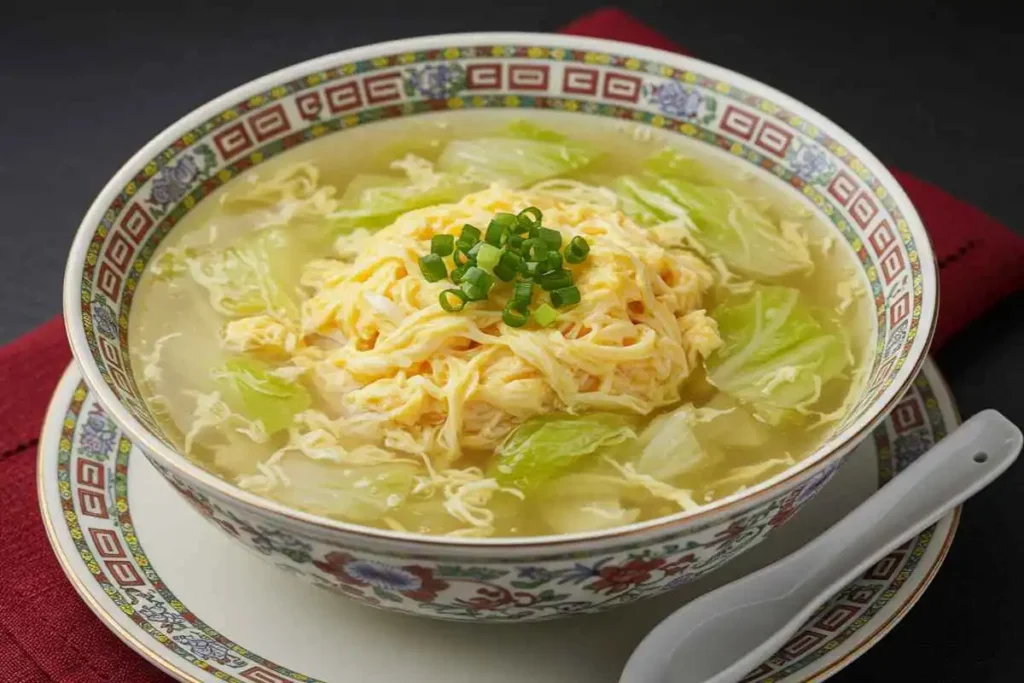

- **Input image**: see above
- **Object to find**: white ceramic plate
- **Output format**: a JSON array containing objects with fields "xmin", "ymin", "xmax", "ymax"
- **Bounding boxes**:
[{"xmin": 39, "ymin": 360, "xmax": 958, "ymax": 683}]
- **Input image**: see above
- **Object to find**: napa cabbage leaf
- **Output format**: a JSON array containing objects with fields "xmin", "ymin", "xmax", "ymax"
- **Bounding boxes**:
[
  {"xmin": 214, "ymin": 357, "xmax": 311, "ymax": 434},
  {"xmin": 705, "ymin": 285, "xmax": 848, "ymax": 424},
  {"xmin": 436, "ymin": 124, "xmax": 599, "ymax": 188},
  {"xmin": 493, "ymin": 413, "xmax": 639, "ymax": 492},
  {"xmin": 258, "ymin": 457, "xmax": 419, "ymax": 522}
]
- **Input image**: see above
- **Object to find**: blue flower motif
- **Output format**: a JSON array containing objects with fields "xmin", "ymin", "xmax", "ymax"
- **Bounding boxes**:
[
  {"xmin": 149, "ymin": 156, "xmax": 200, "ymax": 208},
  {"xmin": 79, "ymin": 404, "xmax": 117, "ymax": 461},
  {"xmin": 405, "ymin": 64, "xmax": 465, "ymax": 100},
  {"xmin": 173, "ymin": 634, "xmax": 246, "ymax": 667},
  {"xmin": 139, "ymin": 602, "xmax": 188, "ymax": 633},
  {"xmin": 91, "ymin": 299, "xmax": 118, "ymax": 339},
  {"xmin": 653, "ymin": 81, "xmax": 703, "ymax": 119},
  {"xmin": 344, "ymin": 560, "xmax": 423, "ymax": 592},
  {"xmin": 788, "ymin": 142, "xmax": 834, "ymax": 183}
]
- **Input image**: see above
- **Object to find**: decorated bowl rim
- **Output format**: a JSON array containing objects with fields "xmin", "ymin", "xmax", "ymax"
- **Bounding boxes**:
[{"xmin": 62, "ymin": 31, "xmax": 938, "ymax": 550}]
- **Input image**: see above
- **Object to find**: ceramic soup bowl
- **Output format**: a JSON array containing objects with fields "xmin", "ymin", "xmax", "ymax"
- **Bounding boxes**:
[{"xmin": 63, "ymin": 33, "xmax": 937, "ymax": 622}]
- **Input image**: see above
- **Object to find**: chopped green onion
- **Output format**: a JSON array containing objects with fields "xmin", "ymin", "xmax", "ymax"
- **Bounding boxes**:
[
  {"xmin": 537, "ymin": 227, "xmax": 562, "ymax": 250},
  {"xmin": 539, "ymin": 268, "xmax": 573, "ymax": 291},
  {"xmin": 466, "ymin": 242, "xmax": 483, "ymax": 261},
  {"xmin": 522, "ymin": 238, "xmax": 549, "ymax": 262},
  {"xmin": 507, "ymin": 234, "xmax": 524, "ymax": 252},
  {"xmin": 485, "ymin": 223, "xmax": 507, "ymax": 247},
  {"xmin": 453, "ymin": 248, "xmax": 471, "ymax": 266},
  {"xmin": 477, "ymin": 243, "xmax": 502, "ymax": 272},
  {"xmin": 516, "ymin": 206, "xmax": 543, "ymax": 232},
  {"xmin": 461, "ymin": 283, "xmax": 488, "ymax": 301},
  {"xmin": 439, "ymin": 289, "xmax": 468, "ymax": 312},
  {"xmin": 512, "ymin": 280, "xmax": 534, "ymax": 306},
  {"xmin": 523, "ymin": 261, "xmax": 539, "ymax": 279},
  {"xmin": 461, "ymin": 267, "xmax": 494, "ymax": 300},
  {"xmin": 494, "ymin": 250, "xmax": 523, "ymax": 281},
  {"xmin": 487, "ymin": 213, "xmax": 517, "ymax": 242},
  {"xmin": 431, "ymin": 234, "xmax": 455, "ymax": 257},
  {"xmin": 565, "ymin": 236, "xmax": 590, "ymax": 264},
  {"xmin": 460, "ymin": 224, "xmax": 481, "ymax": 244},
  {"xmin": 550, "ymin": 285, "xmax": 581, "ymax": 308},
  {"xmin": 450, "ymin": 264, "xmax": 469, "ymax": 284},
  {"xmin": 502, "ymin": 301, "xmax": 530, "ymax": 328},
  {"xmin": 533, "ymin": 303, "xmax": 558, "ymax": 327},
  {"xmin": 544, "ymin": 251, "xmax": 563, "ymax": 273},
  {"xmin": 419, "ymin": 253, "xmax": 447, "ymax": 282}
]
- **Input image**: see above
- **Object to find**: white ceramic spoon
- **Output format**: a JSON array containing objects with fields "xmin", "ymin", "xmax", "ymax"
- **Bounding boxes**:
[{"xmin": 620, "ymin": 409, "xmax": 1022, "ymax": 683}]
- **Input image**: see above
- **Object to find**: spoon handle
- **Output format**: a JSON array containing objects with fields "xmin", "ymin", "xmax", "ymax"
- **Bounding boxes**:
[
  {"xmin": 769, "ymin": 409, "xmax": 1020, "ymax": 602},
  {"xmin": 622, "ymin": 410, "xmax": 1022, "ymax": 683}
]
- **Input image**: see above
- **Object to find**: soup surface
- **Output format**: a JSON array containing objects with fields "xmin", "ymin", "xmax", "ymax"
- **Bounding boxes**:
[{"xmin": 131, "ymin": 111, "xmax": 871, "ymax": 538}]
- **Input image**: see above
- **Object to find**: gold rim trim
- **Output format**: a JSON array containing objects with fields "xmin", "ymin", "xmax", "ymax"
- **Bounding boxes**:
[{"xmin": 35, "ymin": 360, "xmax": 958, "ymax": 683}]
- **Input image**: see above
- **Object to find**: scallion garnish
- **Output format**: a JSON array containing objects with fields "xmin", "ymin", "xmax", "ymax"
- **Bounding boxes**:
[
  {"xmin": 461, "ymin": 267, "xmax": 494, "ymax": 301},
  {"xmin": 439, "ymin": 289, "xmax": 469, "ymax": 312},
  {"xmin": 537, "ymin": 227, "xmax": 562, "ymax": 250},
  {"xmin": 516, "ymin": 206, "xmax": 543, "ymax": 232},
  {"xmin": 450, "ymin": 263, "xmax": 469, "ymax": 284},
  {"xmin": 485, "ymin": 222, "xmax": 508, "ymax": 247},
  {"xmin": 420, "ymin": 206, "xmax": 586, "ymax": 323},
  {"xmin": 533, "ymin": 303, "xmax": 558, "ymax": 327},
  {"xmin": 502, "ymin": 301, "xmax": 530, "ymax": 328},
  {"xmin": 477, "ymin": 243, "xmax": 502, "ymax": 272},
  {"xmin": 460, "ymin": 224, "xmax": 481, "ymax": 244},
  {"xmin": 544, "ymin": 251, "xmax": 563, "ymax": 273},
  {"xmin": 431, "ymin": 234, "xmax": 455, "ymax": 257},
  {"xmin": 419, "ymin": 253, "xmax": 447, "ymax": 282},
  {"xmin": 487, "ymin": 213, "xmax": 516, "ymax": 243},
  {"xmin": 522, "ymin": 238, "xmax": 549, "ymax": 262},
  {"xmin": 564, "ymin": 236, "xmax": 590, "ymax": 264},
  {"xmin": 538, "ymin": 268, "xmax": 572, "ymax": 292},
  {"xmin": 551, "ymin": 285, "xmax": 581, "ymax": 308},
  {"xmin": 513, "ymin": 280, "xmax": 534, "ymax": 306},
  {"xmin": 494, "ymin": 250, "xmax": 523, "ymax": 282}
]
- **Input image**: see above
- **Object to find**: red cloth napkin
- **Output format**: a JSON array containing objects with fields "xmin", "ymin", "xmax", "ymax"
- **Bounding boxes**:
[{"xmin": 1, "ymin": 8, "xmax": 1022, "ymax": 681}]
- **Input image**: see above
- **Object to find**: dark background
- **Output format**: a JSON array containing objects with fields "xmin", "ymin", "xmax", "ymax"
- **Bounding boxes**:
[{"xmin": 2, "ymin": 1, "xmax": 1022, "ymax": 681}]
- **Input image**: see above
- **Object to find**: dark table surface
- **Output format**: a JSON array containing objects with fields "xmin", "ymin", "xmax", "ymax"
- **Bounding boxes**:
[{"xmin": 3, "ymin": 2, "xmax": 1022, "ymax": 681}]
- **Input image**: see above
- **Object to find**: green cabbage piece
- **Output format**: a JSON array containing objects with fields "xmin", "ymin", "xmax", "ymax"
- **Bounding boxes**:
[
  {"xmin": 692, "ymin": 395, "xmax": 770, "ymax": 449},
  {"xmin": 331, "ymin": 172, "xmax": 479, "ymax": 231},
  {"xmin": 613, "ymin": 174, "xmax": 812, "ymax": 277},
  {"xmin": 189, "ymin": 228, "xmax": 306, "ymax": 319},
  {"xmin": 493, "ymin": 413, "xmax": 639, "ymax": 492},
  {"xmin": 642, "ymin": 148, "xmax": 715, "ymax": 185},
  {"xmin": 215, "ymin": 357, "xmax": 311, "ymax": 434},
  {"xmin": 705, "ymin": 285, "xmax": 848, "ymax": 424},
  {"xmin": 436, "ymin": 127, "xmax": 598, "ymax": 188},
  {"xmin": 264, "ymin": 457, "xmax": 419, "ymax": 522},
  {"xmin": 504, "ymin": 120, "xmax": 570, "ymax": 143},
  {"xmin": 634, "ymin": 405, "xmax": 708, "ymax": 481}
]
